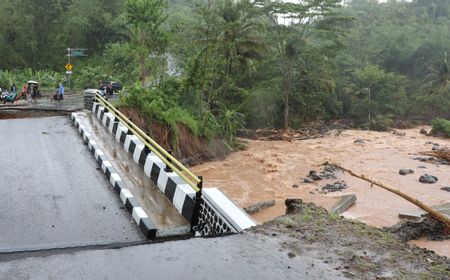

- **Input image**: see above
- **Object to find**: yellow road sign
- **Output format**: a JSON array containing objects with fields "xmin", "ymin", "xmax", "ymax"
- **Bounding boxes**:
[{"xmin": 65, "ymin": 63, "xmax": 73, "ymax": 71}]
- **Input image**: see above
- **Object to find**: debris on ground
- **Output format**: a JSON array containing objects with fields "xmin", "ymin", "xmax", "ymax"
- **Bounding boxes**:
[
  {"xmin": 420, "ymin": 128, "xmax": 428, "ymax": 135},
  {"xmin": 419, "ymin": 174, "xmax": 438, "ymax": 184},
  {"xmin": 353, "ymin": 139, "xmax": 365, "ymax": 144},
  {"xmin": 399, "ymin": 169, "xmax": 414, "ymax": 175},
  {"xmin": 399, "ymin": 203, "xmax": 450, "ymax": 222},
  {"xmin": 236, "ymin": 121, "xmax": 351, "ymax": 141},
  {"xmin": 330, "ymin": 194, "xmax": 357, "ymax": 214},
  {"xmin": 321, "ymin": 181, "xmax": 348, "ymax": 193},
  {"xmin": 387, "ymin": 217, "xmax": 448, "ymax": 242},
  {"xmin": 244, "ymin": 200, "xmax": 276, "ymax": 215},
  {"xmin": 441, "ymin": 187, "xmax": 450, "ymax": 192},
  {"xmin": 421, "ymin": 147, "xmax": 450, "ymax": 164},
  {"xmin": 304, "ymin": 166, "xmax": 339, "ymax": 183},
  {"xmin": 392, "ymin": 130, "xmax": 406, "ymax": 136},
  {"xmin": 412, "ymin": 156, "xmax": 436, "ymax": 162},
  {"xmin": 254, "ymin": 199, "xmax": 450, "ymax": 280}
]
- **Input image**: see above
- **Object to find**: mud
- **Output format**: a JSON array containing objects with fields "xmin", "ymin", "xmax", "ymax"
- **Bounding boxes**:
[
  {"xmin": 255, "ymin": 199, "xmax": 450, "ymax": 280},
  {"xmin": 387, "ymin": 218, "xmax": 448, "ymax": 242}
]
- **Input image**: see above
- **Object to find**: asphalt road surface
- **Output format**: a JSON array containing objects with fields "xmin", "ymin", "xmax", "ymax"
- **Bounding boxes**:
[
  {"xmin": 0, "ymin": 116, "xmax": 145, "ymax": 253},
  {"xmin": 0, "ymin": 233, "xmax": 346, "ymax": 280}
]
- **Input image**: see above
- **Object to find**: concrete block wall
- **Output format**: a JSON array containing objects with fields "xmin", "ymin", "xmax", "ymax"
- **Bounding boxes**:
[{"xmin": 91, "ymin": 101, "xmax": 256, "ymax": 235}]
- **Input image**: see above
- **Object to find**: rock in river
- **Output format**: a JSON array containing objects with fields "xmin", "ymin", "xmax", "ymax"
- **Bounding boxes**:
[
  {"xmin": 309, "ymin": 170, "xmax": 322, "ymax": 181},
  {"xmin": 418, "ymin": 174, "xmax": 438, "ymax": 184},
  {"xmin": 399, "ymin": 169, "xmax": 414, "ymax": 175}
]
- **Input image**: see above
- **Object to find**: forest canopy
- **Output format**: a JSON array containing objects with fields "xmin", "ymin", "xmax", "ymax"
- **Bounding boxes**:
[{"xmin": 0, "ymin": 0, "xmax": 449, "ymax": 136}]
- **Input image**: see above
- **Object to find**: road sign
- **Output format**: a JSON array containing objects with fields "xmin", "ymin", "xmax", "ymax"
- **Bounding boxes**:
[
  {"xmin": 66, "ymin": 71, "xmax": 72, "ymax": 75},
  {"xmin": 65, "ymin": 63, "xmax": 73, "ymax": 71},
  {"xmin": 68, "ymin": 49, "xmax": 88, "ymax": 57}
]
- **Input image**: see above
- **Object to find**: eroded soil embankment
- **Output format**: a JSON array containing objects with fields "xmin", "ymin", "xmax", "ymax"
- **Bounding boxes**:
[
  {"xmin": 192, "ymin": 126, "xmax": 450, "ymax": 256},
  {"xmin": 256, "ymin": 199, "xmax": 450, "ymax": 280},
  {"xmin": 119, "ymin": 107, "xmax": 232, "ymax": 166}
]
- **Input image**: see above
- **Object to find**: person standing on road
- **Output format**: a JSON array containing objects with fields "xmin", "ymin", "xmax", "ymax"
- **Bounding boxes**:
[{"xmin": 58, "ymin": 82, "xmax": 64, "ymax": 100}]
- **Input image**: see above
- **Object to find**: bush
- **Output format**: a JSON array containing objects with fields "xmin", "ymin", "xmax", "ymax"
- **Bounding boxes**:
[
  {"xmin": 369, "ymin": 114, "xmax": 394, "ymax": 131},
  {"xmin": 431, "ymin": 118, "xmax": 450, "ymax": 137},
  {"xmin": 123, "ymin": 85, "xmax": 199, "ymax": 141}
]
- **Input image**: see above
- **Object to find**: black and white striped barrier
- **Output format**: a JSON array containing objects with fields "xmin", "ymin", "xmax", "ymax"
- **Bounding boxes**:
[
  {"xmin": 92, "ymin": 102, "xmax": 256, "ymax": 235},
  {"xmin": 71, "ymin": 113, "xmax": 157, "ymax": 239}
]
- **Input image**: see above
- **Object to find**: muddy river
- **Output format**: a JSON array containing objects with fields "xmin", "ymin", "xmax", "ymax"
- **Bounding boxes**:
[{"xmin": 192, "ymin": 127, "xmax": 450, "ymax": 257}]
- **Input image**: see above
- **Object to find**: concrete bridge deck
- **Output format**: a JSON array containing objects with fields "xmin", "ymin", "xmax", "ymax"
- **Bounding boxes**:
[
  {"xmin": 0, "ymin": 116, "xmax": 146, "ymax": 253},
  {"xmin": 77, "ymin": 112, "xmax": 189, "ymax": 230}
]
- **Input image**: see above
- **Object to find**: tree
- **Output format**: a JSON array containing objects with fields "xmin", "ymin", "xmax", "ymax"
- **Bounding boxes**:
[
  {"xmin": 346, "ymin": 64, "xmax": 408, "ymax": 122},
  {"xmin": 263, "ymin": 0, "xmax": 346, "ymax": 129},
  {"xmin": 197, "ymin": 0, "xmax": 267, "ymax": 106},
  {"xmin": 126, "ymin": 0, "xmax": 168, "ymax": 86},
  {"xmin": 422, "ymin": 53, "xmax": 450, "ymax": 116}
]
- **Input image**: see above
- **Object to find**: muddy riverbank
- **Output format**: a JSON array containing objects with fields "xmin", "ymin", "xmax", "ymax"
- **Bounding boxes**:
[{"xmin": 192, "ymin": 126, "xmax": 450, "ymax": 257}]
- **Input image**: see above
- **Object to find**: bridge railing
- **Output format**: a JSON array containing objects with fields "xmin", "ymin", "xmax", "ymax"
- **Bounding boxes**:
[{"xmin": 94, "ymin": 93, "xmax": 201, "ymax": 193}]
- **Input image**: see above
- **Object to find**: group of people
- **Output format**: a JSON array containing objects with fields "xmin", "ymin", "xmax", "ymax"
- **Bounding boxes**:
[{"xmin": 0, "ymin": 82, "xmax": 65, "ymax": 104}]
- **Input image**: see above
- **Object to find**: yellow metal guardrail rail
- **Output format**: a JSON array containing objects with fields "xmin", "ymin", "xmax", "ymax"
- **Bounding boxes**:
[{"xmin": 95, "ymin": 93, "xmax": 201, "ymax": 192}]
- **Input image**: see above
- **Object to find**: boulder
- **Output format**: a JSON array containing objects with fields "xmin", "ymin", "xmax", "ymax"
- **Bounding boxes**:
[
  {"xmin": 419, "ymin": 128, "xmax": 428, "ymax": 135},
  {"xmin": 309, "ymin": 170, "xmax": 322, "ymax": 181},
  {"xmin": 419, "ymin": 174, "xmax": 438, "ymax": 184},
  {"xmin": 399, "ymin": 169, "xmax": 414, "ymax": 175}
]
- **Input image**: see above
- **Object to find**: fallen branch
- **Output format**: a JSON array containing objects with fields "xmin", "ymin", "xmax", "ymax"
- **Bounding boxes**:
[
  {"xmin": 323, "ymin": 161, "xmax": 450, "ymax": 231},
  {"xmin": 421, "ymin": 148, "xmax": 450, "ymax": 162}
]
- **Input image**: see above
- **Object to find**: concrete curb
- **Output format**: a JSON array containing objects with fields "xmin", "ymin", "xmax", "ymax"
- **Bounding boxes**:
[{"xmin": 71, "ymin": 112, "xmax": 157, "ymax": 239}]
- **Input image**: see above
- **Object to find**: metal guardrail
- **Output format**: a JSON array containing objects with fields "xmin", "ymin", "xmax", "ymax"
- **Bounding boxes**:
[{"xmin": 95, "ymin": 93, "xmax": 201, "ymax": 192}]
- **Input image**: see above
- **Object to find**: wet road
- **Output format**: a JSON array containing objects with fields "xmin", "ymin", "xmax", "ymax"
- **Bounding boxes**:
[
  {"xmin": 0, "ymin": 91, "xmax": 84, "ymax": 112},
  {"xmin": 0, "ymin": 233, "xmax": 346, "ymax": 280},
  {"xmin": 0, "ymin": 116, "xmax": 145, "ymax": 253},
  {"xmin": 78, "ymin": 112, "xmax": 189, "ymax": 229}
]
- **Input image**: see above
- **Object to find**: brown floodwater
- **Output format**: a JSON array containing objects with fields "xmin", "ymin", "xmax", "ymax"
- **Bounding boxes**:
[{"xmin": 192, "ymin": 126, "xmax": 450, "ymax": 257}]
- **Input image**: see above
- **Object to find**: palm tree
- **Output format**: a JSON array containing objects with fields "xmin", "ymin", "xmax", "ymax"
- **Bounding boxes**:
[
  {"xmin": 198, "ymin": 0, "xmax": 267, "ymax": 102},
  {"xmin": 423, "ymin": 53, "xmax": 450, "ymax": 116},
  {"xmin": 424, "ymin": 53, "xmax": 450, "ymax": 96}
]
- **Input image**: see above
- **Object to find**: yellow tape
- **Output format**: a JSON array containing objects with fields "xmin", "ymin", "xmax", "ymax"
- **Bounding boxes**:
[{"xmin": 95, "ymin": 94, "xmax": 200, "ymax": 192}]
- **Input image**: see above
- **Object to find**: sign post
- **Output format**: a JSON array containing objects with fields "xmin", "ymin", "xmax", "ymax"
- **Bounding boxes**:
[
  {"xmin": 66, "ymin": 48, "xmax": 88, "ymax": 89},
  {"xmin": 67, "ymin": 48, "xmax": 71, "ymax": 88}
]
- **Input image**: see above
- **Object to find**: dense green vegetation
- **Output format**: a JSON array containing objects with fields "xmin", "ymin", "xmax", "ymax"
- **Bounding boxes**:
[
  {"xmin": 0, "ymin": 0, "xmax": 449, "ymax": 141},
  {"xmin": 431, "ymin": 118, "xmax": 450, "ymax": 137}
]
